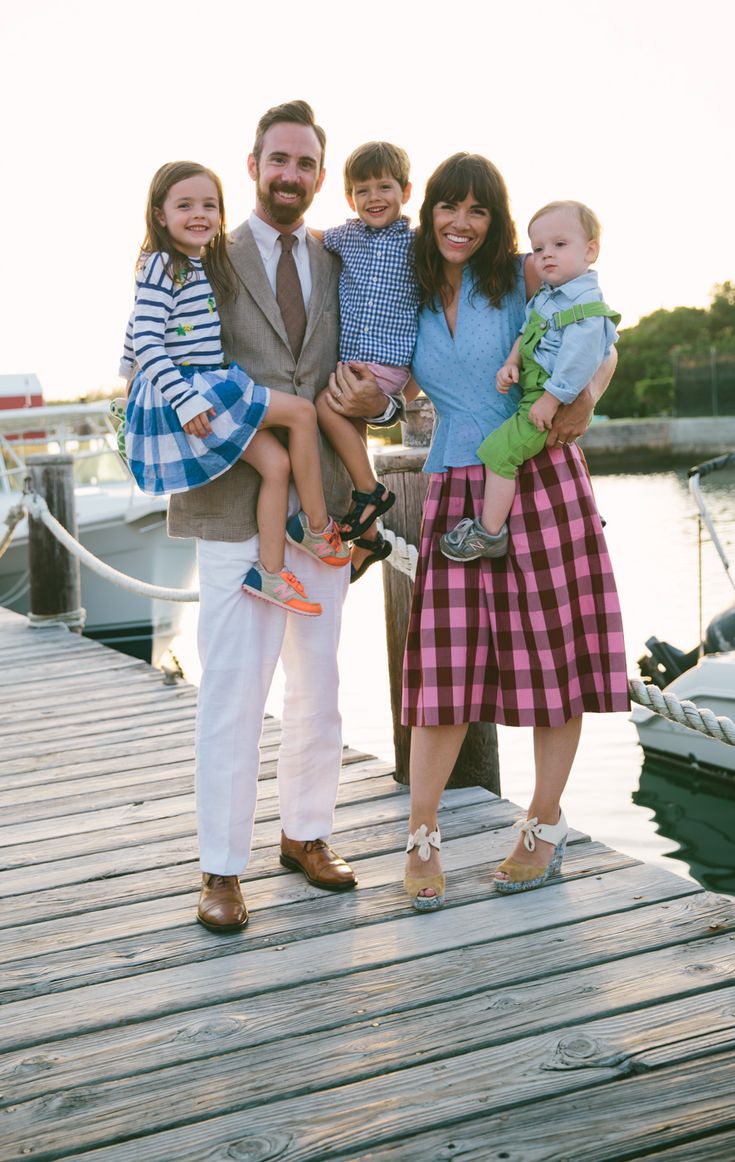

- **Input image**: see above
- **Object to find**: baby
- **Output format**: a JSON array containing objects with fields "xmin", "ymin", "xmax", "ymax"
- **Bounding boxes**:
[{"xmin": 441, "ymin": 199, "xmax": 620, "ymax": 562}]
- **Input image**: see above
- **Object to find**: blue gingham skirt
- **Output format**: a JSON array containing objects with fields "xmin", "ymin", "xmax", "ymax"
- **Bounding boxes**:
[{"xmin": 125, "ymin": 363, "xmax": 269, "ymax": 495}]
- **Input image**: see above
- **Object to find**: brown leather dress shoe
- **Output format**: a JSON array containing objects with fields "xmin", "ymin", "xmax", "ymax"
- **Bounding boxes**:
[
  {"xmin": 197, "ymin": 873, "xmax": 249, "ymax": 932},
  {"xmin": 279, "ymin": 831, "xmax": 357, "ymax": 891}
]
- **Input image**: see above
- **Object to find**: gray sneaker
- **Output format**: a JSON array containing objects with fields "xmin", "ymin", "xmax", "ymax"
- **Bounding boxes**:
[{"xmin": 440, "ymin": 518, "xmax": 509, "ymax": 562}]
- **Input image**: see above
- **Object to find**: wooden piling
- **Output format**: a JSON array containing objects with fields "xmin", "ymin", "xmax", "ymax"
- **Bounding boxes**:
[
  {"xmin": 26, "ymin": 453, "xmax": 84, "ymax": 631},
  {"xmin": 374, "ymin": 400, "xmax": 500, "ymax": 792}
]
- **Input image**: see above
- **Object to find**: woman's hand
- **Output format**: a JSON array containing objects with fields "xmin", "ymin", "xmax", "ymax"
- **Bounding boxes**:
[
  {"xmin": 326, "ymin": 362, "xmax": 390, "ymax": 419},
  {"xmin": 183, "ymin": 407, "xmax": 215, "ymax": 438}
]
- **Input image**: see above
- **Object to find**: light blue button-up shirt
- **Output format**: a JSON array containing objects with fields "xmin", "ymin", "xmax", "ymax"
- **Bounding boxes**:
[
  {"xmin": 412, "ymin": 258, "xmax": 527, "ymax": 474},
  {"xmin": 523, "ymin": 271, "xmax": 618, "ymax": 405}
]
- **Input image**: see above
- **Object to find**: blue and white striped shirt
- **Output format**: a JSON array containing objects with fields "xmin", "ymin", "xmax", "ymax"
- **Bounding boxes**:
[
  {"xmin": 122, "ymin": 253, "xmax": 224, "ymax": 423},
  {"xmin": 323, "ymin": 217, "xmax": 419, "ymax": 366}
]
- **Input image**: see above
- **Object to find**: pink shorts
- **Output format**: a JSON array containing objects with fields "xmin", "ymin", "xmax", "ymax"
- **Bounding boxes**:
[{"xmin": 364, "ymin": 363, "xmax": 411, "ymax": 396}]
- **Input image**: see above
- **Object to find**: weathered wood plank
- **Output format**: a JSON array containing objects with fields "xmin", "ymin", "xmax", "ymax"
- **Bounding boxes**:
[
  {"xmin": 1, "ymin": 913, "xmax": 731, "ymax": 1110},
  {"xmin": 327, "ymin": 1052, "xmax": 735, "ymax": 1162},
  {"xmin": 0, "ymin": 785, "xmax": 492, "ymax": 868},
  {"xmin": 0, "ymin": 841, "xmax": 624, "ymax": 1001},
  {"xmin": 0, "ymin": 862, "xmax": 697, "ymax": 1053},
  {"xmin": 26, "ymin": 1004, "xmax": 735, "ymax": 1162}
]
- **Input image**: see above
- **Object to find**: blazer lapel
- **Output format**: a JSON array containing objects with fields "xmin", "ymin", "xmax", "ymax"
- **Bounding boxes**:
[{"xmin": 228, "ymin": 222, "xmax": 291, "ymax": 350}]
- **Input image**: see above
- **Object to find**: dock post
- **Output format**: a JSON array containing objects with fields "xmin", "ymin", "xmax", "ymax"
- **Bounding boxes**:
[
  {"xmin": 26, "ymin": 453, "xmax": 85, "ymax": 633},
  {"xmin": 374, "ymin": 400, "xmax": 500, "ymax": 792}
]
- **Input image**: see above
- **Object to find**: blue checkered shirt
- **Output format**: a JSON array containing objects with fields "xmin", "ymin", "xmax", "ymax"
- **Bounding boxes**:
[{"xmin": 323, "ymin": 217, "xmax": 418, "ymax": 366}]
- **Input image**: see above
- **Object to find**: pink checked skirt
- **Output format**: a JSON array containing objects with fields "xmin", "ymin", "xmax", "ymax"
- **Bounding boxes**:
[{"xmin": 402, "ymin": 446, "xmax": 630, "ymax": 728}]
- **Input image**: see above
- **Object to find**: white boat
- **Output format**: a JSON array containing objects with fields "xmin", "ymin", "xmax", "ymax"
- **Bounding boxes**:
[
  {"xmin": 632, "ymin": 651, "xmax": 735, "ymax": 774},
  {"xmin": 633, "ymin": 452, "xmax": 735, "ymax": 776},
  {"xmin": 0, "ymin": 402, "xmax": 197, "ymax": 664}
]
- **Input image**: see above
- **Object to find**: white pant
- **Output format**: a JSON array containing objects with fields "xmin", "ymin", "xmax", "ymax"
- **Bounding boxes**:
[{"xmin": 195, "ymin": 535, "xmax": 350, "ymax": 874}]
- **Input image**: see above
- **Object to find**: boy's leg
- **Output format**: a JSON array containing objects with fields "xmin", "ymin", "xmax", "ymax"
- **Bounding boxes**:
[
  {"xmin": 480, "ymin": 468, "xmax": 517, "ymax": 535},
  {"xmin": 195, "ymin": 536, "xmax": 286, "ymax": 880}
]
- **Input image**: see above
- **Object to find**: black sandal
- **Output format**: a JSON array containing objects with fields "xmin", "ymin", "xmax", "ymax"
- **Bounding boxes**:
[
  {"xmin": 350, "ymin": 532, "xmax": 392, "ymax": 583},
  {"xmin": 340, "ymin": 484, "xmax": 396, "ymax": 541}
]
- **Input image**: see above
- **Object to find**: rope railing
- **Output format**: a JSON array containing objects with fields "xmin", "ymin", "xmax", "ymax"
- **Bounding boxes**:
[{"xmin": 3, "ymin": 491, "xmax": 199, "ymax": 601}]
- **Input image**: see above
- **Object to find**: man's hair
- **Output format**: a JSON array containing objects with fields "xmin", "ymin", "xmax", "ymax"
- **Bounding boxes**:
[
  {"xmin": 529, "ymin": 200, "xmax": 602, "ymax": 243},
  {"xmin": 251, "ymin": 100, "xmax": 326, "ymax": 170},
  {"xmin": 343, "ymin": 141, "xmax": 411, "ymax": 197}
]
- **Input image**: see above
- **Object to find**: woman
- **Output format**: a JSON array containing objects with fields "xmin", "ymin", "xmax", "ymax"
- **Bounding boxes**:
[{"xmin": 332, "ymin": 154, "xmax": 629, "ymax": 910}]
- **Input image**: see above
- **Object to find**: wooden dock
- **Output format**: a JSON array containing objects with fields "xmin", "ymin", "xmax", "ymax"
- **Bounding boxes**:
[{"xmin": 1, "ymin": 603, "xmax": 734, "ymax": 1161}]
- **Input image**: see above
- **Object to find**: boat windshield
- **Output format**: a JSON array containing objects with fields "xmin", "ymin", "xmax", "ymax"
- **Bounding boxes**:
[{"xmin": 0, "ymin": 403, "xmax": 131, "ymax": 493}]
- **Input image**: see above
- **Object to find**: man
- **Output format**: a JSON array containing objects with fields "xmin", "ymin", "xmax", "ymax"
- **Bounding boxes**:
[{"xmin": 168, "ymin": 100, "xmax": 400, "ymax": 932}]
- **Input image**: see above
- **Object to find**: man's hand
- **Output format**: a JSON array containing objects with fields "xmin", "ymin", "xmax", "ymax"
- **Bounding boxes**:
[
  {"xmin": 183, "ymin": 407, "xmax": 215, "ymax": 438},
  {"xmin": 496, "ymin": 362, "xmax": 519, "ymax": 393},
  {"xmin": 326, "ymin": 361, "xmax": 391, "ymax": 419}
]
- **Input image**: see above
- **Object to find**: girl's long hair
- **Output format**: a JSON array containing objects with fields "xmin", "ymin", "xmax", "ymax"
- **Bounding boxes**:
[
  {"xmin": 414, "ymin": 153, "xmax": 519, "ymax": 310},
  {"xmin": 139, "ymin": 161, "xmax": 237, "ymax": 301}
]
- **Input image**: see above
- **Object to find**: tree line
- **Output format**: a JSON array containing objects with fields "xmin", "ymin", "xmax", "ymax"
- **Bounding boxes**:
[{"xmin": 606, "ymin": 282, "xmax": 735, "ymax": 418}]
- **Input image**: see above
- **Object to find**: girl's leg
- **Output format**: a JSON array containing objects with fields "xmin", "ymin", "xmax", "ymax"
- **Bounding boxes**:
[
  {"xmin": 406, "ymin": 723, "xmax": 469, "ymax": 895},
  {"xmin": 495, "ymin": 716, "xmax": 582, "ymax": 880},
  {"xmin": 480, "ymin": 468, "xmax": 517, "ymax": 536},
  {"xmin": 240, "ymin": 430, "xmax": 291, "ymax": 574},
  {"xmin": 261, "ymin": 394, "xmax": 329, "ymax": 532}
]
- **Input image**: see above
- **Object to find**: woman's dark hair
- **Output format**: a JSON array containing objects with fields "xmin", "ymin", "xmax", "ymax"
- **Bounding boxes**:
[
  {"xmin": 139, "ymin": 160, "xmax": 237, "ymax": 302},
  {"xmin": 414, "ymin": 153, "xmax": 519, "ymax": 310}
]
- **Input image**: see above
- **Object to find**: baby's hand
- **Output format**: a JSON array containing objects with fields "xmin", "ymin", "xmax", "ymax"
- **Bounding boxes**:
[
  {"xmin": 528, "ymin": 392, "xmax": 560, "ymax": 433},
  {"xmin": 496, "ymin": 363, "xmax": 519, "ymax": 393},
  {"xmin": 183, "ymin": 408, "xmax": 215, "ymax": 438}
]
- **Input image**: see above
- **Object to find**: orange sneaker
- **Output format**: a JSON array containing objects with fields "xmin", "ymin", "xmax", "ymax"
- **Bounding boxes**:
[
  {"xmin": 285, "ymin": 512, "xmax": 351, "ymax": 567},
  {"xmin": 241, "ymin": 564, "xmax": 322, "ymax": 616}
]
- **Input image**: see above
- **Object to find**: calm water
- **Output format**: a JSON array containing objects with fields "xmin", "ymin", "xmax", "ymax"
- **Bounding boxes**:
[{"xmin": 172, "ymin": 460, "xmax": 735, "ymax": 894}]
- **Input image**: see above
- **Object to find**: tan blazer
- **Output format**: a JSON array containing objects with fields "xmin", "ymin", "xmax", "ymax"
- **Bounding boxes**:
[{"xmin": 167, "ymin": 221, "xmax": 351, "ymax": 542}]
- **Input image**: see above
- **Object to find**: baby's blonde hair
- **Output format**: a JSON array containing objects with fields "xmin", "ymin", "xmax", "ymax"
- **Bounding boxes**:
[{"xmin": 529, "ymin": 200, "xmax": 602, "ymax": 243}]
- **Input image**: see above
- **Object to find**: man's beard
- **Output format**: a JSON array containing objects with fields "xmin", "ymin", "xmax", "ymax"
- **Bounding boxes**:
[{"xmin": 257, "ymin": 178, "xmax": 309, "ymax": 227}]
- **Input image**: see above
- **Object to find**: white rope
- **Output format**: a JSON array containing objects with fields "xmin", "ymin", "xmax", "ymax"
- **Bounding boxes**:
[
  {"xmin": 628, "ymin": 679, "xmax": 735, "ymax": 746},
  {"xmin": 382, "ymin": 529, "xmax": 735, "ymax": 748},
  {"xmin": 24, "ymin": 492, "xmax": 199, "ymax": 602},
  {"xmin": 380, "ymin": 527, "xmax": 418, "ymax": 579}
]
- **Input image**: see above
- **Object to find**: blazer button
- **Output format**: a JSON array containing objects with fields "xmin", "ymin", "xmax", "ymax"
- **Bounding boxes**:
[{"xmin": 294, "ymin": 376, "xmax": 302, "ymax": 387}]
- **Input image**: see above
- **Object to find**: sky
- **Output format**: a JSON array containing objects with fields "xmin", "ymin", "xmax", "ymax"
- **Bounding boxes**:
[{"xmin": 3, "ymin": 0, "xmax": 734, "ymax": 400}]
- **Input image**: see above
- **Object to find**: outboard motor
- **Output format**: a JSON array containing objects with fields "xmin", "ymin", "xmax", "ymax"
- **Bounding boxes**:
[{"xmin": 638, "ymin": 602, "xmax": 735, "ymax": 689}]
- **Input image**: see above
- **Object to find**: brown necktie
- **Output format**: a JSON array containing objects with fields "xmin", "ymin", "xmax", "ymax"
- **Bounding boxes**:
[{"xmin": 276, "ymin": 233, "xmax": 306, "ymax": 358}]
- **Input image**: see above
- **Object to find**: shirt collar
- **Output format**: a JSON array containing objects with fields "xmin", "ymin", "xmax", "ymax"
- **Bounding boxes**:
[
  {"xmin": 349, "ymin": 214, "xmax": 411, "ymax": 237},
  {"xmin": 542, "ymin": 270, "xmax": 599, "ymax": 299},
  {"xmin": 248, "ymin": 211, "xmax": 308, "ymax": 259}
]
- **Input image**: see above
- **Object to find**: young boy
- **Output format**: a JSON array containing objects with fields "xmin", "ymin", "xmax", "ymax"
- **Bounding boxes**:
[
  {"xmin": 440, "ymin": 199, "xmax": 620, "ymax": 562},
  {"xmin": 315, "ymin": 141, "xmax": 419, "ymax": 581}
]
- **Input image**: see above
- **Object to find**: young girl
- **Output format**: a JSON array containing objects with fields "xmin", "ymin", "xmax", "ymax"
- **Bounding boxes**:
[{"xmin": 120, "ymin": 161, "xmax": 350, "ymax": 616}]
